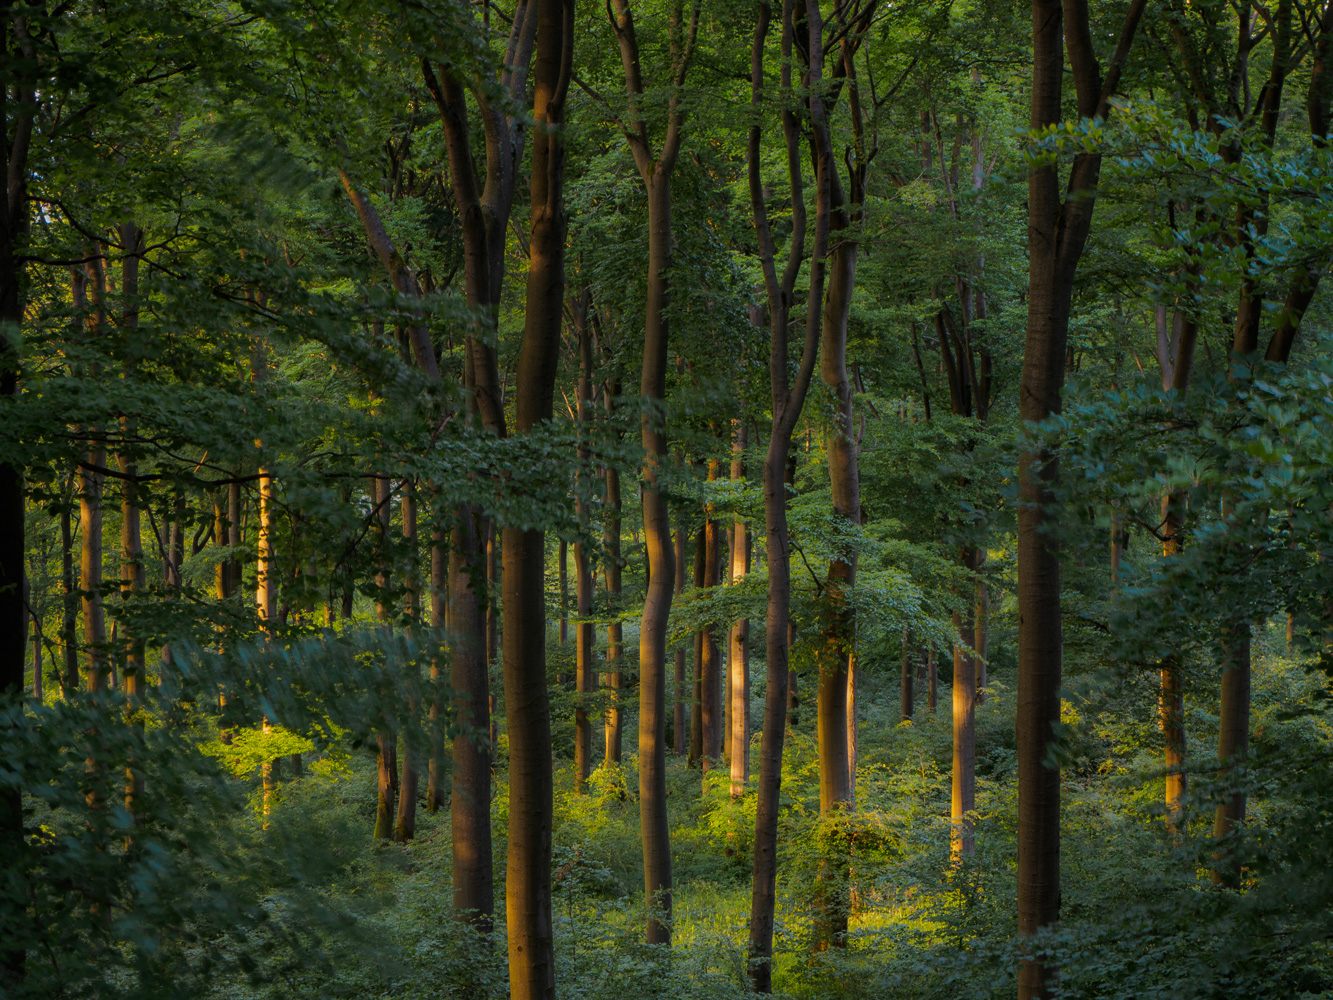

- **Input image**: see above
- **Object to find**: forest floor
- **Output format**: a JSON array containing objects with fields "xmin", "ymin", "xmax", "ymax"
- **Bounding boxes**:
[{"xmin": 213, "ymin": 622, "xmax": 1328, "ymax": 999}]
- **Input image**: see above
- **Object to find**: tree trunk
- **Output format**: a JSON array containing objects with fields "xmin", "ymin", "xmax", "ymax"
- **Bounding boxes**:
[
  {"xmin": 503, "ymin": 7, "xmax": 568, "ymax": 991},
  {"xmin": 927, "ymin": 641, "xmax": 937, "ymax": 715},
  {"xmin": 701, "ymin": 456, "xmax": 723, "ymax": 772},
  {"xmin": 1212, "ymin": 620, "xmax": 1250, "ymax": 884},
  {"xmin": 372, "ymin": 474, "xmax": 398, "ymax": 840},
  {"xmin": 729, "ymin": 420, "xmax": 750, "ymax": 797},
  {"xmin": 690, "ymin": 525, "xmax": 705, "ymax": 767},
  {"xmin": 673, "ymin": 511, "xmax": 687, "ymax": 754},
  {"xmin": 1159, "ymin": 490, "xmax": 1187, "ymax": 831},
  {"xmin": 900, "ymin": 627, "xmax": 914, "ymax": 721},
  {"xmin": 1017, "ymin": 0, "xmax": 1146, "ymax": 990},
  {"xmin": 394, "ymin": 487, "xmax": 420, "ymax": 843},
  {"xmin": 635, "ymin": 167, "xmax": 676, "ymax": 946},
  {"xmin": 951, "ymin": 556, "xmax": 978, "ymax": 859},
  {"xmin": 574, "ymin": 299, "xmax": 596, "ymax": 791},
  {"xmin": 256, "ymin": 443, "xmax": 277, "ymax": 830},
  {"xmin": 603, "ymin": 434, "xmax": 623, "ymax": 764},
  {"xmin": 61, "ymin": 502, "xmax": 78, "ymax": 696}
]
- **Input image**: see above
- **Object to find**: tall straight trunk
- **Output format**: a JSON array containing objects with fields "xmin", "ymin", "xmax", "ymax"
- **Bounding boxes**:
[
  {"xmin": 486, "ymin": 522, "xmax": 497, "ymax": 668},
  {"xmin": 61, "ymin": 493, "xmax": 78, "ymax": 696},
  {"xmin": 747, "ymin": 2, "xmax": 823, "ymax": 986},
  {"xmin": 0, "ymin": 11, "xmax": 33, "ymax": 982},
  {"xmin": 701, "ymin": 456, "xmax": 723, "ymax": 771},
  {"xmin": 558, "ymin": 538, "xmax": 568, "ymax": 650},
  {"xmin": 612, "ymin": 0, "xmax": 699, "ymax": 943},
  {"xmin": 118, "ymin": 452, "xmax": 145, "ymax": 825},
  {"xmin": 394, "ymin": 486, "xmax": 420, "ymax": 842},
  {"xmin": 256, "ymin": 450, "xmax": 277, "ymax": 829},
  {"xmin": 689, "ymin": 526, "xmax": 705, "ymax": 766},
  {"xmin": 573, "ymin": 299, "xmax": 596, "ymax": 790},
  {"xmin": 975, "ymin": 573, "xmax": 990, "ymax": 703},
  {"xmin": 372, "ymin": 474, "xmax": 397, "ymax": 840},
  {"xmin": 900, "ymin": 627, "xmax": 914, "ymax": 721},
  {"xmin": 503, "ymin": 7, "xmax": 569, "ymax": 993},
  {"xmin": 118, "ymin": 223, "xmax": 146, "ymax": 829},
  {"xmin": 1018, "ymin": 0, "xmax": 1143, "ymax": 994},
  {"xmin": 603, "ymin": 437, "xmax": 623, "ymax": 764},
  {"xmin": 1159, "ymin": 491, "xmax": 1187, "ymax": 830},
  {"xmin": 951, "ymin": 555, "xmax": 978, "ymax": 859},
  {"xmin": 673, "ymin": 511, "xmax": 687, "ymax": 754},
  {"xmin": 729, "ymin": 420, "xmax": 750, "ymax": 797},
  {"xmin": 927, "ymin": 642, "xmax": 937, "ymax": 714},
  {"xmin": 29, "ymin": 625, "xmax": 39, "ymax": 700}
]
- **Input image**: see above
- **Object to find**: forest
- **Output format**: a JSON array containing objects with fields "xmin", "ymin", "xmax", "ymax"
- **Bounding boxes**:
[{"xmin": 4, "ymin": 0, "xmax": 1333, "ymax": 997}]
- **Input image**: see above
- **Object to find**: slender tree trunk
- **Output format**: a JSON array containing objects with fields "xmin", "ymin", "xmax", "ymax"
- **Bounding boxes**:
[
  {"xmin": 729, "ymin": 420, "xmax": 750, "ymax": 797},
  {"xmin": 901, "ymin": 627, "xmax": 914, "ymax": 721},
  {"xmin": 951, "ymin": 554, "xmax": 978, "ymax": 859},
  {"xmin": 603, "ymin": 436, "xmax": 623, "ymax": 764},
  {"xmin": 394, "ymin": 487, "xmax": 420, "ymax": 842},
  {"xmin": 256, "ymin": 448, "xmax": 277, "ymax": 830},
  {"xmin": 29, "ymin": 624, "xmax": 40, "ymax": 701},
  {"xmin": 673, "ymin": 511, "xmax": 687, "ymax": 754},
  {"xmin": 1159, "ymin": 491, "xmax": 1187, "ymax": 831},
  {"xmin": 61, "ymin": 502, "xmax": 78, "ymax": 696},
  {"xmin": 690, "ymin": 526, "xmax": 705, "ymax": 767},
  {"xmin": 372, "ymin": 474, "xmax": 398, "ymax": 840},
  {"xmin": 574, "ymin": 302, "xmax": 596, "ymax": 790},
  {"xmin": 558, "ymin": 537, "xmax": 568, "ymax": 651},
  {"xmin": 975, "ymin": 562, "xmax": 989, "ymax": 703},
  {"xmin": 701, "ymin": 455, "xmax": 723, "ymax": 772}
]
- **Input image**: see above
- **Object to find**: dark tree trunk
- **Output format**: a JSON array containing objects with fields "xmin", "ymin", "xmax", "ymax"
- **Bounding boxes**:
[
  {"xmin": 573, "ymin": 296, "xmax": 596, "ymax": 791},
  {"xmin": 1017, "ymin": 0, "xmax": 1144, "ymax": 994}
]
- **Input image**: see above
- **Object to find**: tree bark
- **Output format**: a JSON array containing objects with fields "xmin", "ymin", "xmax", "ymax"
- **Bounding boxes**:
[
  {"xmin": 503, "ymin": 6, "xmax": 569, "ymax": 993},
  {"xmin": 673, "ymin": 511, "xmax": 687, "ymax": 754},
  {"xmin": 701, "ymin": 457, "xmax": 723, "ymax": 772},
  {"xmin": 747, "ymin": 1, "xmax": 823, "ymax": 986},
  {"xmin": 900, "ymin": 628, "xmax": 914, "ymax": 721},
  {"xmin": 394, "ymin": 486, "xmax": 420, "ymax": 843},
  {"xmin": 729, "ymin": 420, "xmax": 750, "ymax": 797},
  {"xmin": 951, "ymin": 561, "xmax": 978, "ymax": 859},
  {"xmin": 611, "ymin": 0, "xmax": 699, "ymax": 943},
  {"xmin": 1018, "ymin": 0, "xmax": 1144, "ymax": 993},
  {"xmin": 573, "ymin": 296, "xmax": 596, "ymax": 790},
  {"xmin": 603, "ymin": 412, "xmax": 624, "ymax": 764}
]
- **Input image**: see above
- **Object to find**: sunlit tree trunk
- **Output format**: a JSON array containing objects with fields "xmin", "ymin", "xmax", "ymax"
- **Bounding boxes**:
[
  {"xmin": 603, "ymin": 402, "xmax": 623, "ymax": 764},
  {"xmin": 701, "ymin": 455, "xmax": 723, "ymax": 772},
  {"xmin": 673, "ymin": 511, "xmax": 687, "ymax": 754},
  {"xmin": 729, "ymin": 420, "xmax": 750, "ymax": 797},
  {"xmin": 502, "ymin": 6, "xmax": 570, "ymax": 993}
]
